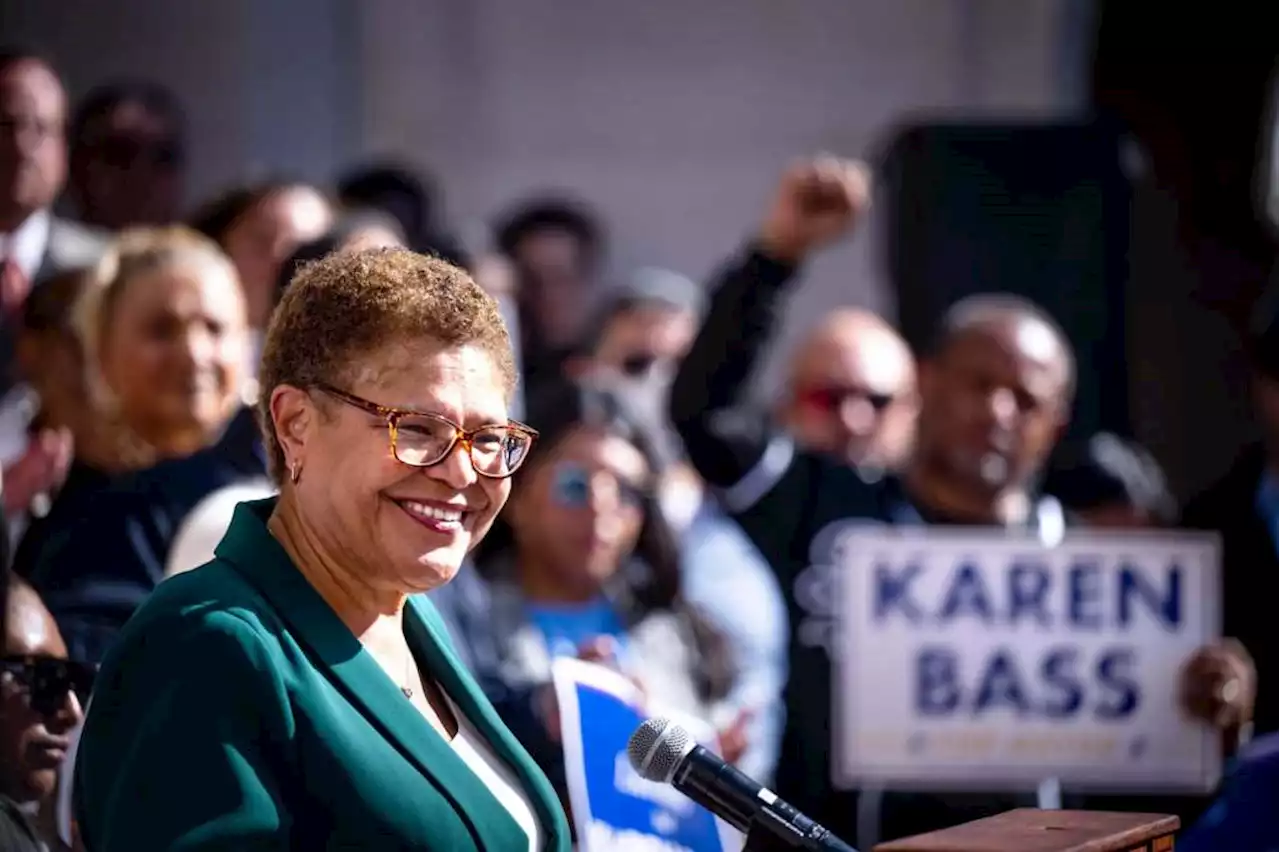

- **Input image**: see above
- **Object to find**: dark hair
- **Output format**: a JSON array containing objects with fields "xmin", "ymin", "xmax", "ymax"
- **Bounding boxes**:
[
  {"xmin": 1043, "ymin": 432, "xmax": 1176, "ymax": 524},
  {"xmin": 70, "ymin": 81, "xmax": 186, "ymax": 158},
  {"xmin": 337, "ymin": 164, "xmax": 470, "ymax": 267},
  {"xmin": 475, "ymin": 379, "xmax": 734, "ymax": 700},
  {"xmin": 494, "ymin": 197, "xmax": 603, "ymax": 267},
  {"xmin": 189, "ymin": 179, "xmax": 320, "ymax": 246}
]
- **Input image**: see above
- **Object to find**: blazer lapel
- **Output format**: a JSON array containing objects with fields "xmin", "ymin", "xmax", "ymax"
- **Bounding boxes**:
[
  {"xmin": 215, "ymin": 500, "xmax": 533, "ymax": 850},
  {"xmin": 407, "ymin": 596, "xmax": 569, "ymax": 849}
]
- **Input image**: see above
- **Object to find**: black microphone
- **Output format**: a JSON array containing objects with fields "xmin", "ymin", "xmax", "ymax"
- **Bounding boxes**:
[{"xmin": 627, "ymin": 717, "xmax": 858, "ymax": 852}]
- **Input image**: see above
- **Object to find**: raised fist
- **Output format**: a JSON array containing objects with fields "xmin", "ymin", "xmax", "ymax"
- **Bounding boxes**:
[{"xmin": 759, "ymin": 155, "xmax": 871, "ymax": 263}]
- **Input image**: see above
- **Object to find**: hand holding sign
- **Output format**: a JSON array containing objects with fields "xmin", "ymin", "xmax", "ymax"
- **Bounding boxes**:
[
  {"xmin": 539, "ymin": 637, "xmax": 648, "ymax": 743},
  {"xmin": 1179, "ymin": 638, "xmax": 1256, "ymax": 730}
]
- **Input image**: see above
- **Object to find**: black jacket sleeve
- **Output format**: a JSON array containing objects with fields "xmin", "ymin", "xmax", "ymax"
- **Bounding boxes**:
[{"xmin": 669, "ymin": 245, "xmax": 798, "ymax": 494}]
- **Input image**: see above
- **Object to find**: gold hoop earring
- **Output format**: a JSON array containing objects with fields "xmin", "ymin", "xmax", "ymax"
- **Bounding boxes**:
[{"xmin": 289, "ymin": 461, "xmax": 301, "ymax": 484}]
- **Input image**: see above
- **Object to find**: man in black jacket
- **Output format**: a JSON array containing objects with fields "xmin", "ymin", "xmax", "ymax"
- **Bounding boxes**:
[{"xmin": 670, "ymin": 157, "xmax": 1079, "ymax": 844}]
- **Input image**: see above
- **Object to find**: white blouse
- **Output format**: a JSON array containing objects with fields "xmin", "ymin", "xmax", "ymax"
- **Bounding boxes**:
[{"xmin": 445, "ymin": 696, "xmax": 542, "ymax": 852}]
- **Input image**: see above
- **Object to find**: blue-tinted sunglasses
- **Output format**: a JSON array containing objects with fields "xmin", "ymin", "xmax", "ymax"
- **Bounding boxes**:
[{"xmin": 550, "ymin": 463, "xmax": 646, "ymax": 509}]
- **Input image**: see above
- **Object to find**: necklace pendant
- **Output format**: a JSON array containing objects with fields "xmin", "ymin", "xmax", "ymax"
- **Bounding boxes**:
[{"xmin": 401, "ymin": 686, "xmax": 414, "ymax": 699}]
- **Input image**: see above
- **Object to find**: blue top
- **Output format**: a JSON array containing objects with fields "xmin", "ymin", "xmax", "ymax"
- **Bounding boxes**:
[
  {"xmin": 525, "ymin": 597, "xmax": 629, "ymax": 660},
  {"xmin": 1179, "ymin": 734, "xmax": 1279, "ymax": 852},
  {"xmin": 1256, "ymin": 472, "xmax": 1278, "ymax": 553}
]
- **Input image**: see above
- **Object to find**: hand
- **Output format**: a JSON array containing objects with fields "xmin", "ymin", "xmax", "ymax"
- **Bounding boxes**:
[
  {"xmin": 759, "ymin": 155, "xmax": 871, "ymax": 263},
  {"xmin": 2, "ymin": 427, "xmax": 73, "ymax": 515},
  {"xmin": 536, "ymin": 638, "xmax": 648, "ymax": 742},
  {"xmin": 715, "ymin": 708, "xmax": 754, "ymax": 766},
  {"xmin": 1179, "ymin": 639, "xmax": 1256, "ymax": 729}
]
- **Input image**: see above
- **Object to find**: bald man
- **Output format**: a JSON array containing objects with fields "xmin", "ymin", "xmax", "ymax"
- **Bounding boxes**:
[
  {"xmin": 0, "ymin": 579, "xmax": 87, "ymax": 849},
  {"xmin": 670, "ymin": 158, "xmax": 1081, "ymax": 844},
  {"xmin": 778, "ymin": 308, "xmax": 916, "ymax": 471}
]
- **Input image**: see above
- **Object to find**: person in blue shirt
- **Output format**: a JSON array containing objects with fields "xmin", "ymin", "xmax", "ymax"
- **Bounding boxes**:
[
  {"xmin": 435, "ymin": 379, "xmax": 759, "ymax": 805},
  {"xmin": 1179, "ymin": 734, "xmax": 1279, "ymax": 852}
]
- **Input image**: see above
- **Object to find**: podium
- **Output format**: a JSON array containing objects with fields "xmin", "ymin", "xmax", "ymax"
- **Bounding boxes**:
[{"xmin": 873, "ymin": 809, "xmax": 1179, "ymax": 852}]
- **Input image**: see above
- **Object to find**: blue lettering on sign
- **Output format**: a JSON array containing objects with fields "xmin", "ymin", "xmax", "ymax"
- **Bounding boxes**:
[
  {"xmin": 1119, "ymin": 563, "xmax": 1181, "ymax": 629},
  {"xmin": 873, "ymin": 561, "xmax": 923, "ymax": 622},
  {"xmin": 1095, "ymin": 648, "xmax": 1139, "ymax": 719},
  {"xmin": 1040, "ymin": 647, "xmax": 1083, "ymax": 718},
  {"xmin": 916, "ymin": 646, "xmax": 960, "ymax": 716},
  {"xmin": 913, "ymin": 645, "xmax": 1141, "ymax": 720},
  {"xmin": 1007, "ymin": 561, "xmax": 1051, "ymax": 626},
  {"xmin": 937, "ymin": 562, "xmax": 994, "ymax": 625},
  {"xmin": 1067, "ymin": 560, "xmax": 1104, "ymax": 629},
  {"xmin": 872, "ymin": 557, "xmax": 1185, "ymax": 629},
  {"xmin": 973, "ymin": 650, "xmax": 1026, "ymax": 714}
]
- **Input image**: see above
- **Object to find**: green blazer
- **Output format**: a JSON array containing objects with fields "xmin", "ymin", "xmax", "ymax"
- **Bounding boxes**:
[{"xmin": 75, "ymin": 498, "xmax": 571, "ymax": 851}]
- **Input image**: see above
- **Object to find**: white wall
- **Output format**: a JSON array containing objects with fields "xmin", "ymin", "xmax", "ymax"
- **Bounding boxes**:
[
  {"xmin": 358, "ymin": 0, "xmax": 1077, "ymax": 390},
  {"xmin": 5, "ymin": 0, "xmax": 1076, "ymax": 390}
]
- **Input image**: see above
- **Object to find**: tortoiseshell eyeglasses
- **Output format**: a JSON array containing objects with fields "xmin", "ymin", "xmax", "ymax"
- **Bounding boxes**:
[{"xmin": 317, "ymin": 384, "xmax": 537, "ymax": 479}]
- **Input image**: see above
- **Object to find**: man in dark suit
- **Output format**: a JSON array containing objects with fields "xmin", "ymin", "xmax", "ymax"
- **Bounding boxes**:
[{"xmin": 0, "ymin": 50, "xmax": 107, "ymax": 538}]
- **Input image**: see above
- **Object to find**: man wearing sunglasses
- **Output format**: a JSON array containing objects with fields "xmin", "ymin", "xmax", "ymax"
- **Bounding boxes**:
[
  {"xmin": 670, "ymin": 157, "xmax": 1079, "ymax": 845},
  {"xmin": 778, "ymin": 307, "xmax": 917, "ymax": 473},
  {"xmin": 0, "ymin": 578, "xmax": 88, "ymax": 850}
]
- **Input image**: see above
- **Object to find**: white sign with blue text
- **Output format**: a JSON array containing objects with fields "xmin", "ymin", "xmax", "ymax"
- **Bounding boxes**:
[
  {"xmin": 833, "ymin": 528, "xmax": 1221, "ymax": 793},
  {"xmin": 552, "ymin": 657, "xmax": 736, "ymax": 852}
]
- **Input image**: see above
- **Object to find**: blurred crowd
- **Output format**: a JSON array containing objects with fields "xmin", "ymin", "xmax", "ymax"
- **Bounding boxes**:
[{"xmin": 0, "ymin": 48, "xmax": 1275, "ymax": 850}]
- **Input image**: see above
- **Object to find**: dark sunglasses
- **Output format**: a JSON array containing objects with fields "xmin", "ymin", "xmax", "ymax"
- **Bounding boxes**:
[
  {"xmin": 1, "ymin": 656, "xmax": 96, "ymax": 716},
  {"xmin": 550, "ymin": 463, "xmax": 646, "ymax": 510},
  {"xmin": 798, "ymin": 385, "xmax": 896, "ymax": 414}
]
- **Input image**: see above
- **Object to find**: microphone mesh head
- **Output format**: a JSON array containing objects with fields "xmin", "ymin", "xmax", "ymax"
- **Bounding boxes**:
[{"xmin": 627, "ymin": 717, "xmax": 695, "ymax": 783}]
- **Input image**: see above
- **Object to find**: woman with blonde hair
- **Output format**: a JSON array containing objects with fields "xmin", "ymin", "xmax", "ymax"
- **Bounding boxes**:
[{"xmin": 21, "ymin": 227, "xmax": 263, "ymax": 660}]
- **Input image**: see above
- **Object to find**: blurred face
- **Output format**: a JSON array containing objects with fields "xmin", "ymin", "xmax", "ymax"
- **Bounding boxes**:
[
  {"xmin": 0, "ymin": 59, "xmax": 66, "ymax": 229},
  {"xmin": 0, "ymin": 587, "xmax": 86, "ymax": 804},
  {"xmin": 591, "ymin": 304, "xmax": 696, "ymax": 380},
  {"xmin": 515, "ymin": 229, "xmax": 593, "ymax": 350},
  {"xmin": 340, "ymin": 225, "xmax": 405, "ymax": 253},
  {"xmin": 100, "ymin": 262, "xmax": 248, "ymax": 455},
  {"xmin": 916, "ymin": 318, "xmax": 1069, "ymax": 495},
  {"xmin": 275, "ymin": 342, "xmax": 514, "ymax": 593},
  {"xmin": 508, "ymin": 427, "xmax": 649, "ymax": 598},
  {"xmin": 784, "ymin": 333, "xmax": 917, "ymax": 469},
  {"xmin": 72, "ymin": 100, "xmax": 183, "ymax": 229},
  {"xmin": 223, "ymin": 187, "xmax": 332, "ymax": 329}
]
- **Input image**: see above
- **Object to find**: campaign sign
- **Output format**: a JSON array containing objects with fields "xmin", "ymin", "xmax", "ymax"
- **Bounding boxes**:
[
  {"xmin": 552, "ymin": 657, "xmax": 734, "ymax": 852},
  {"xmin": 833, "ymin": 528, "xmax": 1221, "ymax": 793}
]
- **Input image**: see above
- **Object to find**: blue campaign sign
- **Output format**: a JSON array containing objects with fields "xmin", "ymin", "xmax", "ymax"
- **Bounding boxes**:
[{"xmin": 552, "ymin": 658, "xmax": 732, "ymax": 852}]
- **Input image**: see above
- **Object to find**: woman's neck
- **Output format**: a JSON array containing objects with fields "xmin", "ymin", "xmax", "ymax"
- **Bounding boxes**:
[
  {"xmin": 268, "ymin": 495, "xmax": 406, "ymax": 638},
  {"xmin": 514, "ymin": 552, "xmax": 602, "ymax": 606}
]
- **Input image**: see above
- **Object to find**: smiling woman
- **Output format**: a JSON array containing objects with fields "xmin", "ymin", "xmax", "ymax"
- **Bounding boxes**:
[{"xmin": 74, "ymin": 249, "xmax": 571, "ymax": 851}]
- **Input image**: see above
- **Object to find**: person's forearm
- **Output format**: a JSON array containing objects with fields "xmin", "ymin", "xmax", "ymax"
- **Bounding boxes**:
[{"xmin": 669, "ymin": 245, "xmax": 797, "ymax": 490}]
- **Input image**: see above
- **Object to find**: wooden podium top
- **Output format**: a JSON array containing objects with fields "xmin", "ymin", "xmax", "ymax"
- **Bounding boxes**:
[{"xmin": 873, "ymin": 809, "xmax": 1179, "ymax": 852}]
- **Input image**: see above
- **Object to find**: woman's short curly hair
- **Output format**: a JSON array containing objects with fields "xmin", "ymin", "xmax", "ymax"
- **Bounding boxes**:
[{"xmin": 257, "ymin": 248, "xmax": 517, "ymax": 483}]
